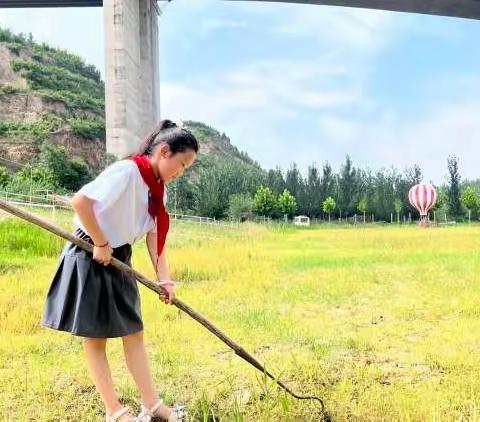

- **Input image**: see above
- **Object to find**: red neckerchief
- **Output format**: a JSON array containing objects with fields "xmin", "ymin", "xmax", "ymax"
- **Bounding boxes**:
[{"xmin": 130, "ymin": 155, "xmax": 170, "ymax": 270}]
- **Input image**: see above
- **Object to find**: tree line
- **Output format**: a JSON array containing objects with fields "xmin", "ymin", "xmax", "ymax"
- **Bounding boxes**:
[
  {"xmin": 170, "ymin": 154, "xmax": 479, "ymax": 222},
  {"xmin": 1, "ymin": 149, "xmax": 478, "ymax": 223}
]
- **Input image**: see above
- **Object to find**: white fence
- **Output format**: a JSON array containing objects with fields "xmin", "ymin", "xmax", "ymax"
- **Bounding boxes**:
[
  {"xmin": 170, "ymin": 213, "xmax": 215, "ymax": 225},
  {"xmin": 1, "ymin": 192, "xmax": 462, "ymax": 228},
  {"xmin": 0, "ymin": 190, "xmax": 238, "ymax": 228},
  {"xmin": 0, "ymin": 190, "xmax": 72, "ymax": 210}
]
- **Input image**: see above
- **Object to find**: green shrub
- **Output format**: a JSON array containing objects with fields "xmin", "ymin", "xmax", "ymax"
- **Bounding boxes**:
[
  {"xmin": 11, "ymin": 59, "xmax": 103, "ymax": 99},
  {"xmin": 0, "ymin": 113, "xmax": 63, "ymax": 142},
  {"xmin": 0, "ymin": 166, "xmax": 10, "ymax": 188},
  {"xmin": 69, "ymin": 117, "xmax": 105, "ymax": 140},
  {"xmin": 0, "ymin": 27, "xmax": 27, "ymax": 45},
  {"xmin": 38, "ymin": 89, "xmax": 104, "ymax": 109},
  {"xmin": 5, "ymin": 42, "xmax": 23, "ymax": 55},
  {"xmin": 40, "ymin": 144, "xmax": 93, "ymax": 191},
  {"xmin": 0, "ymin": 84, "xmax": 25, "ymax": 97}
]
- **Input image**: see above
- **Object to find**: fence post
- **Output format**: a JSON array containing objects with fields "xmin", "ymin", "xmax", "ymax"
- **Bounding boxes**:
[{"xmin": 52, "ymin": 193, "xmax": 56, "ymax": 219}]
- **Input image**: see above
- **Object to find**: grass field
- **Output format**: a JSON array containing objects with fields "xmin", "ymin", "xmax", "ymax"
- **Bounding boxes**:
[{"xmin": 1, "ymin": 208, "xmax": 480, "ymax": 421}]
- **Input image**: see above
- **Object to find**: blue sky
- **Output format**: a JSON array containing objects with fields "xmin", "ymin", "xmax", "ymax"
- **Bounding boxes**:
[{"xmin": 1, "ymin": 0, "xmax": 479, "ymax": 183}]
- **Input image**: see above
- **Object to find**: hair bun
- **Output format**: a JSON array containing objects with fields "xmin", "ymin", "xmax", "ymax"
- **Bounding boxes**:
[{"xmin": 159, "ymin": 119, "xmax": 178, "ymax": 130}]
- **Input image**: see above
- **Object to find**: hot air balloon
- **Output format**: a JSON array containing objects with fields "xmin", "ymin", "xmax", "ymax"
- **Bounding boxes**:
[{"xmin": 408, "ymin": 183, "xmax": 437, "ymax": 226}]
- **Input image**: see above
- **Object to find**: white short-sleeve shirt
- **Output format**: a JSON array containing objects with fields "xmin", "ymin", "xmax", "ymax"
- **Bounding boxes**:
[{"xmin": 73, "ymin": 159, "xmax": 167, "ymax": 247}]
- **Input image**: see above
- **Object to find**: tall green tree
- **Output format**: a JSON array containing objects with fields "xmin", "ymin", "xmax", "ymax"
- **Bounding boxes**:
[
  {"xmin": 320, "ymin": 162, "xmax": 336, "ymax": 211},
  {"xmin": 460, "ymin": 186, "xmax": 478, "ymax": 222},
  {"xmin": 322, "ymin": 196, "xmax": 336, "ymax": 223},
  {"xmin": 305, "ymin": 164, "xmax": 321, "ymax": 217},
  {"xmin": 394, "ymin": 198, "xmax": 402, "ymax": 223},
  {"xmin": 447, "ymin": 155, "xmax": 462, "ymax": 218},
  {"xmin": 228, "ymin": 193, "xmax": 253, "ymax": 221},
  {"xmin": 432, "ymin": 187, "xmax": 448, "ymax": 223},
  {"xmin": 277, "ymin": 189, "xmax": 297, "ymax": 218},
  {"xmin": 168, "ymin": 177, "xmax": 196, "ymax": 214},
  {"xmin": 357, "ymin": 196, "xmax": 368, "ymax": 223},
  {"xmin": 405, "ymin": 164, "xmax": 422, "ymax": 185},
  {"xmin": 371, "ymin": 168, "xmax": 398, "ymax": 221},
  {"xmin": 266, "ymin": 167, "xmax": 286, "ymax": 195},
  {"xmin": 253, "ymin": 186, "xmax": 277, "ymax": 218},
  {"xmin": 337, "ymin": 155, "xmax": 357, "ymax": 216},
  {"xmin": 285, "ymin": 163, "xmax": 305, "ymax": 213},
  {"xmin": 194, "ymin": 158, "xmax": 265, "ymax": 218},
  {"xmin": 194, "ymin": 160, "xmax": 225, "ymax": 217}
]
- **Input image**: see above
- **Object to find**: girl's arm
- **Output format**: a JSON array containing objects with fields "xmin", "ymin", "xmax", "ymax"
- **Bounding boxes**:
[
  {"xmin": 146, "ymin": 231, "xmax": 175, "ymax": 304},
  {"xmin": 146, "ymin": 231, "xmax": 170, "ymax": 279},
  {"xmin": 71, "ymin": 193, "xmax": 113, "ymax": 265}
]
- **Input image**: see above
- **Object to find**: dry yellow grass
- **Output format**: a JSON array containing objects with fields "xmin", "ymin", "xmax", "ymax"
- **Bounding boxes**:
[{"xmin": 1, "ymin": 211, "xmax": 480, "ymax": 421}]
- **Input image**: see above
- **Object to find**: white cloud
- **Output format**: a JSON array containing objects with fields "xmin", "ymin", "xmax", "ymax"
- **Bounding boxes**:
[
  {"xmin": 224, "ymin": 1, "xmax": 408, "ymax": 55},
  {"xmin": 274, "ymin": 6, "xmax": 400, "ymax": 51},
  {"xmin": 160, "ymin": 3, "xmax": 479, "ymax": 183},
  {"xmin": 400, "ymin": 104, "xmax": 480, "ymax": 183},
  {"xmin": 161, "ymin": 57, "xmax": 369, "ymax": 171},
  {"xmin": 162, "ymin": 60, "xmax": 480, "ymax": 184},
  {"xmin": 222, "ymin": 59, "xmax": 363, "ymax": 110},
  {"xmin": 316, "ymin": 102, "xmax": 480, "ymax": 183}
]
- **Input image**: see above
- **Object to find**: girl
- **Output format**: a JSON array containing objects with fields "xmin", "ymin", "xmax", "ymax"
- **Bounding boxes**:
[{"xmin": 41, "ymin": 120, "xmax": 199, "ymax": 422}]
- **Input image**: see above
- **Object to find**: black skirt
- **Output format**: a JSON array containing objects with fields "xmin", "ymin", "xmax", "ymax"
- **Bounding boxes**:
[{"xmin": 41, "ymin": 228, "xmax": 143, "ymax": 338}]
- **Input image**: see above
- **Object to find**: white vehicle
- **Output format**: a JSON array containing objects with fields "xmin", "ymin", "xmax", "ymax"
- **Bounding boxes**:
[{"xmin": 294, "ymin": 215, "xmax": 310, "ymax": 226}]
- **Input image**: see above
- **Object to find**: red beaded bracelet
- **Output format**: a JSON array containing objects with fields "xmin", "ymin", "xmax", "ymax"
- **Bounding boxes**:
[{"xmin": 94, "ymin": 241, "xmax": 109, "ymax": 248}]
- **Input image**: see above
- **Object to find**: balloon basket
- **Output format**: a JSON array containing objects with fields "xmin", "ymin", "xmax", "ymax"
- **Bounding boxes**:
[{"xmin": 418, "ymin": 218, "xmax": 435, "ymax": 228}]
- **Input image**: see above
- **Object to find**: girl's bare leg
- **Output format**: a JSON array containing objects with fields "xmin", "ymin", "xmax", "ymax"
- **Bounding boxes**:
[
  {"xmin": 122, "ymin": 330, "xmax": 172, "ymax": 419},
  {"xmin": 83, "ymin": 337, "xmax": 135, "ymax": 419}
]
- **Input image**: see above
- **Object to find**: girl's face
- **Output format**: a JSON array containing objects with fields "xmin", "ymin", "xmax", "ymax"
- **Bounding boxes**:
[{"xmin": 150, "ymin": 143, "xmax": 197, "ymax": 183}]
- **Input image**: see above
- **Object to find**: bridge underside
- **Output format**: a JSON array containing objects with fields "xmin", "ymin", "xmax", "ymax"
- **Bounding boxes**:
[
  {"xmin": 2, "ymin": 0, "xmax": 480, "ymax": 19},
  {"xmin": 0, "ymin": 1, "xmax": 102, "ymax": 6}
]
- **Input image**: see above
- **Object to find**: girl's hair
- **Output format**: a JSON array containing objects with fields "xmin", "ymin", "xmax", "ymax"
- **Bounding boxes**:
[{"xmin": 138, "ymin": 120, "xmax": 199, "ymax": 156}]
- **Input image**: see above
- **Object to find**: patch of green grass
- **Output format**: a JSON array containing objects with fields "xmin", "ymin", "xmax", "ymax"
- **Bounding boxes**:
[{"xmin": 0, "ymin": 218, "xmax": 65, "ymax": 257}]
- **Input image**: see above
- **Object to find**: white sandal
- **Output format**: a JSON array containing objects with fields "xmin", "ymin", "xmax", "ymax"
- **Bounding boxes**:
[
  {"xmin": 106, "ymin": 406, "xmax": 136, "ymax": 421},
  {"xmin": 136, "ymin": 399, "xmax": 187, "ymax": 422},
  {"xmin": 169, "ymin": 404, "xmax": 187, "ymax": 422}
]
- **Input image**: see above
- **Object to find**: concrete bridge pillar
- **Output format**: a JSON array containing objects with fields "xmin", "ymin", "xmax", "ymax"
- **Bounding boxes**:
[{"xmin": 104, "ymin": 0, "xmax": 160, "ymax": 158}]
